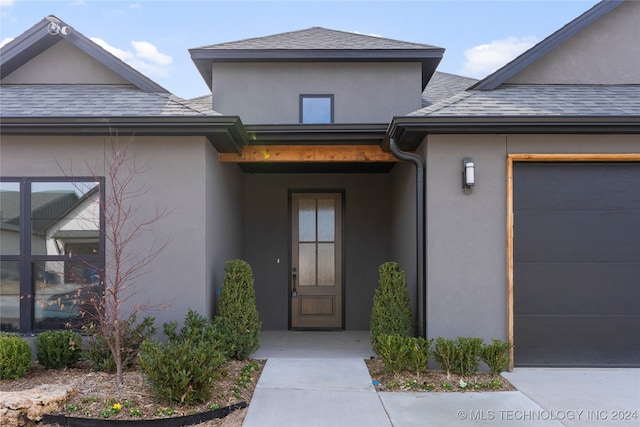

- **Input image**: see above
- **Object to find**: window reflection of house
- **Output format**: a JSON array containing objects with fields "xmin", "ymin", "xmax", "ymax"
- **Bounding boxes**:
[{"xmin": 0, "ymin": 182, "xmax": 102, "ymax": 331}]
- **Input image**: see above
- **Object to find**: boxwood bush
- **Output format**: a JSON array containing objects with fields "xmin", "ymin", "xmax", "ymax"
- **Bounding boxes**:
[
  {"xmin": 0, "ymin": 332, "xmax": 32, "ymax": 379},
  {"xmin": 481, "ymin": 339, "xmax": 512, "ymax": 375},
  {"xmin": 35, "ymin": 330, "xmax": 83, "ymax": 369}
]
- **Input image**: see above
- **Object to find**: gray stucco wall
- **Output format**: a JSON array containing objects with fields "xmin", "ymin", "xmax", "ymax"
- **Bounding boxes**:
[
  {"xmin": 425, "ymin": 135, "xmax": 507, "ymax": 341},
  {"xmin": 211, "ymin": 62, "xmax": 422, "ymax": 124},
  {"xmin": 205, "ymin": 143, "xmax": 244, "ymax": 318},
  {"xmin": 506, "ymin": 1, "xmax": 640, "ymax": 85},
  {"xmin": 242, "ymin": 173, "xmax": 391, "ymax": 330},
  {"xmin": 389, "ymin": 161, "xmax": 418, "ymax": 321},
  {"xmin": 1, "ymin": 41, "xmax": 132, "ymax": 85}
]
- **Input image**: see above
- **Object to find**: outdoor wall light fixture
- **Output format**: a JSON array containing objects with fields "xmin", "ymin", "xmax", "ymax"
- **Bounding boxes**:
[
  {"xmin": 46, "ymin": 16, "xmax": 71, "ymax": 36},
  {"xmin": 462, "ymin": 157, "xmax": 475, "ymax": 190}
]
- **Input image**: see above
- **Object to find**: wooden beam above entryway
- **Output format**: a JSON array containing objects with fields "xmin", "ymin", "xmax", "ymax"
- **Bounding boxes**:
[{"xmin": 219, "ymin": 145, "xmax": 400, "ymax": 163}]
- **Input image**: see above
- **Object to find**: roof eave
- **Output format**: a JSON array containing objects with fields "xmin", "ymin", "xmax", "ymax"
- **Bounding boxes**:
[
  {"xmin": 472, "ymin": 0, "xmax": 625, "ymax": 90},
  {"xmin": 387, "ymin": 115, "xmax": 640, "ymax": 151},
  {"xmin": 189, "ymin": 48, "xmax": 445, "ymax": 90},
  {"xmin": 0, "ymin": 116, "xmax": 249, "ymax": 154}
]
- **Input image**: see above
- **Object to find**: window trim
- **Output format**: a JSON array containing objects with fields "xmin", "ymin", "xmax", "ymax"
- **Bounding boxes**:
[{"xmin": 299, "ymin": 94, "xmax": 334, "ymax": 124}]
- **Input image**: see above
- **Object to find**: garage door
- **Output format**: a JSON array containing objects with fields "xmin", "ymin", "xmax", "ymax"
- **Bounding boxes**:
[{"xmin": 513, "ymin": 162, "xmax": 640, "ymax": 366}]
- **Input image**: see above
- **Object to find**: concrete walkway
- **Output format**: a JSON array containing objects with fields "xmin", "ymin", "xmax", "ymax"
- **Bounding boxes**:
[
  {"xmin": 242, "ymin": 357, "xmax": 391, "ymax": 427},
  {"xmin": 245, "ymin": 331, "xmax": 640, "ymax": 427}
]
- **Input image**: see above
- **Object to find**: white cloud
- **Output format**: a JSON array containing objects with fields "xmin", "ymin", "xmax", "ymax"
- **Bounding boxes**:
[
  {"xmin": 0, "ymin": 0, "xmax": 15, "ymax": 6},
  {"xmin": 131, "ymin": 40, "xmax": 172, "ymax": 65},
  {"xmin": 0, "ymin": 37, "xmax": 14, "ymax": 48},
  {"xmin": 91, "ymin": 37, "xmax": 134, "ymax": 61},
  {"xmin": 461, "ymin": 36, "xmax": 538, "ymax": 77},
  {"xmin": 90, "ymin": 37, "xmax": 172, "ymax": 77},
  {"xmin": 129, "ymin": 3, "xmax": 141, "ymax": 9}
]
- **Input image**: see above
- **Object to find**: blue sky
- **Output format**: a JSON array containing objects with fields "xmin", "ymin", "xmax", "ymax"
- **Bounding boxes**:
[{"xmin": 1, "ymin": 0, "xmax": 600, "ymax": 99}]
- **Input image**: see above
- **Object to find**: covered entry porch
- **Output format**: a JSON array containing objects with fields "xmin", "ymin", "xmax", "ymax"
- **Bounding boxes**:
[{"xmin": 214, "ymin": 125, "xmax": 421, "ymax": 331}]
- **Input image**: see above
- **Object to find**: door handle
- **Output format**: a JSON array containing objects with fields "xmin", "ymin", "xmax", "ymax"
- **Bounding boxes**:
[{"xmin": 291, "ymin": 267, "xmax": 297, "ymax": 298}]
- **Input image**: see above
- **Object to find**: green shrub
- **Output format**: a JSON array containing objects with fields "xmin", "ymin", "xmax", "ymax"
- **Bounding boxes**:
[
  {"xmin": 406, "ymin": 337, "xmax": 433, "ymax": 375},
  {"xmin": 214, "ymin": 260, "xmax": 261, "ymax": 360},
  {"xmin": 452, "ymin": 337, "xmax": 483, "ymax": 376},
  {"xmin": 370, "ymin": 262, "xmax": 414, "ymax": 354},
  {"xmin": 139, "ymin": 339, "xmax": 225, "ymax": 405},
  {"xmin": 433, "ymin": 337, "xmax": 457, "ymax": 378},
  {"xmin": 83, "ymin": 315, "xmax": 155, "ymax": 372},
  {"xmin": 481, "ymin": 339, "xmax": 512, "ymax": 375},
  {"xmin": 139, "ymin": 311, "xmax": 227, "ymax": 405},
  {"xmin": 34, "ymin": 331, "xmax": 82, "ymax": 369},
  {"xmin": 376, "ymin": 334, "xmax": 410, "ymax": 374},
  {"xmin": 0, "ymin": 332, "xmax": 31, "ymax": 379}
]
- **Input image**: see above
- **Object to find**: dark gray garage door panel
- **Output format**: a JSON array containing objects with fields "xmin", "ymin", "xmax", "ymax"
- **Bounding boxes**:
[{"xmin": 513, "ymin": 162, "xmax": 640, "ymax": 367}]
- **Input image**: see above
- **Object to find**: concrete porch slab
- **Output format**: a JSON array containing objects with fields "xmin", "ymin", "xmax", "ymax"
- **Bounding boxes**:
[{"xmin": 256, "ymin": 358, "xmax": 374, "ymax": 391}]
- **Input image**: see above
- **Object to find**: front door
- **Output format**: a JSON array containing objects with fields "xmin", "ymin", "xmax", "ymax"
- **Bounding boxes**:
[{"xmin": 290, "ymin": 192, "xmax": 343, "ymax": 329}]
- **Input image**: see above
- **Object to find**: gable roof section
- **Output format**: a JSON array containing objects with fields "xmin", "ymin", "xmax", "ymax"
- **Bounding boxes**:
[
  {"xmin": 190, "ymin": 27, "xmax": 444, "ymax": 91},
  {"xmin": 472, "ymin": 0, "xmax": 625, "ymax": 90},
  {"xmin": 0, "ymin": 15, "xmax": 167, "ymax": 93},
  {"xmin": 0, "ymin": 16, "xmax": 248, "ymax": 154},
  {"xmin": 387, "ymin": 0, "xmax": 639, "ymax": 150},
  {"xmin": 388, "ymin": 85, "xmax": 640, "ymax": 150}
]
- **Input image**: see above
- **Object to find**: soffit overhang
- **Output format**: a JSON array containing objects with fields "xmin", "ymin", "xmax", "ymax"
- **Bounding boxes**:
[
  {"xmin": 386, "ymin": 116, "xmax": 640, "ymax": 151},
  {"xmin": 228, "ymin": 123, "xmax": 396, "ymax": 173}
]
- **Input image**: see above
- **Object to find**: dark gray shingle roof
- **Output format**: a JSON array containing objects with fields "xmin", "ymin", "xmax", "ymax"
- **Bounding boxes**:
[
  {"xmin": 421, "ymin": 72, "xmax": 478, "ymax": 108},
  {"xmin": 410, "ymin": 85, "xmax": 640, "ymax": 117},
  {"xmin": 0, "ymin": 85, "xmax": 221, "ymax": 117},
  {"xmin": 198, "ymin": 27, "xmax": 439, "ymax": 50}
]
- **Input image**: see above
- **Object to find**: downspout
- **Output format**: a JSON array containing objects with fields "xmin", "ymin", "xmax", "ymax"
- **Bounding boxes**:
[{"xmin": 389, "ymin": 137, "xmax": 426, "ymax": 339}]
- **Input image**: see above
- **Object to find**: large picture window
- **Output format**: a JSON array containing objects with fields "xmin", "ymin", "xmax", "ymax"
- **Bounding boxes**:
[{"xmin": 0, "ymin": 178, "xmax": 104, "ymax": 332}]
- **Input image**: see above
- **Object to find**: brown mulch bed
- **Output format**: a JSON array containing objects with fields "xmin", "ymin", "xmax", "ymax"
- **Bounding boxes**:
[
  {"xmin": 365, "ymin": 357, "xmax": 516, "ymax": 393},
  {"xmin": 1, "ymin": 359, "xmax": 265, "ymax": 427}
]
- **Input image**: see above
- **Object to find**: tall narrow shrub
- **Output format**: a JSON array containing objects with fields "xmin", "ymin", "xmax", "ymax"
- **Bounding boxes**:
[
  {"xmin": 214, "ymin": 259, "xmax": 261, "ymax": 359},
  {"xmin": 370, "ymin": 262, "xmax": 414, "ymax": 354}
]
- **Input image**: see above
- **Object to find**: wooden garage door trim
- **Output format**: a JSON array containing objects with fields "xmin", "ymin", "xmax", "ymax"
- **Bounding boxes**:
[{"xmin": 506, "ymin": 153, "xmax": 640, "ymax": 370}]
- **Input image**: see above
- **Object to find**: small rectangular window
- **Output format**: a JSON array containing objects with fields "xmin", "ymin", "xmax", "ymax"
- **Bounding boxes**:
[{"xmin": 300, "ymin": 95, "xmax": 334, "ymax": 124}]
